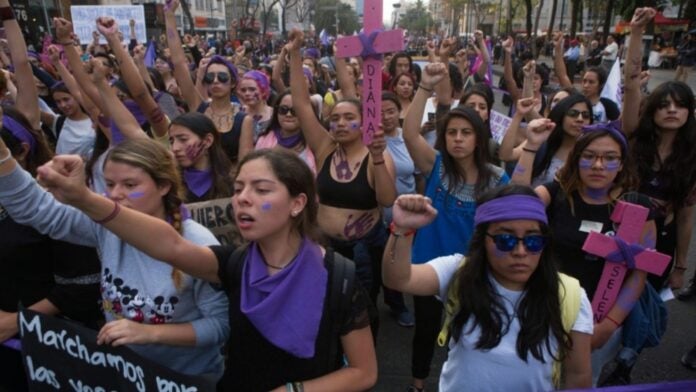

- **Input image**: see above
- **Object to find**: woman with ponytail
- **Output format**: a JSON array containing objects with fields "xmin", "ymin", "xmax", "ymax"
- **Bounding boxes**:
[{"xmin": 0, "ymin": 135, "xmax": 229, "ymax": 381}]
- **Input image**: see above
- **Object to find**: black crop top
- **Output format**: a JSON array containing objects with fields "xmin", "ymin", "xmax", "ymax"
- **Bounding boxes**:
[{"xmin": 316, "ymin": 151, "xmax": 378, "ymax": 210}]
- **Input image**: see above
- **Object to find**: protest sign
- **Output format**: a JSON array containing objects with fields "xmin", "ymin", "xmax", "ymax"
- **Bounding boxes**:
[
  {"xmin": 185, "ymin": 198, "xmax": 243, "ymax": 246},
  {"xmin": 19, "ymin": 309, "xmax": 213, "ymax": 392},
  {"xmin": 70, "ymin": 5, "xmax": 147, "ymax": 45}
]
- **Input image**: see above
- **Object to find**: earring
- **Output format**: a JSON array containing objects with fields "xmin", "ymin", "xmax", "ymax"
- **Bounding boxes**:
[{"xmin": 291, "ymin": 211, "xmax": 299, "ymax": 217}]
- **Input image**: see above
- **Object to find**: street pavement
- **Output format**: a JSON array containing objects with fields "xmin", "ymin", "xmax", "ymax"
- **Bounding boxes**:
[{"xmin": 372, "ymin": 58, "xmax": 696, "ymax": 391}]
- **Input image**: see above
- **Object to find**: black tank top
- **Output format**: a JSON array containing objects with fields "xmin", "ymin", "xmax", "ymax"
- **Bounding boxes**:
[{"xmin": 316, "ymin": 151, "xmax": 378, "ymax": 210}]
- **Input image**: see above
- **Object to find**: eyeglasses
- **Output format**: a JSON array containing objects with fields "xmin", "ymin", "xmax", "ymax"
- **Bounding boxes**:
[
  {"xmin": 486, "ymin": 233, "xmax": 546, "ymax": 253},
  {"xmin": 203, "ymin": 72, "xmax": 231, "ymax": 84},
  {"xmin": 278, "ymin": 105, "xmax": 296, "ymax": 116},
  {"xmin": 566, "ymin": 109, "xmax": 591, "ymax": 119},
  {"xmin": 580, "ymin": 151, "xmax": 621, "ymax": 164}
]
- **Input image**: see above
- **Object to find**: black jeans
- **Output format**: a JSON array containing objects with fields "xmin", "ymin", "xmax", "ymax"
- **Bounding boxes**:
[{"xmin": 411, "ymin": 294, "xmax": 443, "ymax": 379}]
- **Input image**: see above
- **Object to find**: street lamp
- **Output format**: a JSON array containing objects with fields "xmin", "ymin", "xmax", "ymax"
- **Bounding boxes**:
[{"xmin": 392, "ymin": 3, "xmax": 401, "ymax": 30}]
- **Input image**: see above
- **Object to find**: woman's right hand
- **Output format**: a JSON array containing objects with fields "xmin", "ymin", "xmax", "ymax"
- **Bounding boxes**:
[
  {"xmin": 391, "ymin": 195, "xmax": 438, "ymax": 230},
  {"xmin": 515, "ymin": 97, "xmax": 539, "ymax": 117},
  {"xmin": 420, "ymin": 62, "xmax": 447, "ymax": 89},
  {"xmin": 502, "ymin": 37, "xmax": 513, "ymax": 53},
  {"xmin": 53, "ymin": 17, "xmax": 74, "ymax": 42},
  {"xmin": 88, "ymin": 58, "xmax": 108, "ymax": 83},
  {"xmin": 522, "ymin": 60, "xmax": 536, "ymax": 78},
  {"xmin": 164, "ymin": 0, "xmax": 179, "ymax": 14},
  {"xmin": 525, "ymin": 118, "xmax": 555, "ymax": 149},
  {"xmin": 285, "ymin": 29, "xmax": 304, "ymax": 53},
  {"xmin": 36, "ymin": 155, "xmax": 91, "ymax": 207}
]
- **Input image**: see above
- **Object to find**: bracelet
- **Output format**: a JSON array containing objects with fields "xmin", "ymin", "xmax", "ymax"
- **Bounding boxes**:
[
  {"xmin": 674, "ymin": 266, "xmax": 687, "ymax": 271},
  {"xmin": 93, "ymin": 200, "xmax": 121, "ymax": 224},
  {"xmin": 522, "ymin": 147, "xmax": 538, "ymax": 153},
  {"xmin": 419, "ymin": 85, "xmax": 433, "ymax": 93},
  {"xmin": 0, "ymin": 7, "xmax": 15, "ymax": 21},
  {"xmin": 389, "ymin": 221, "xmax": 415, "ymax": 237},
  {"xmin": 0, "ymin": 149, "xmax": 12, "ymax": 165},
  {"xmin": 605, "ymin": 315, "xmax": 621, "ymax": 327},
  {"xmin": 373, "ymin": 160, "xmax": 385, "ymax": 166}
]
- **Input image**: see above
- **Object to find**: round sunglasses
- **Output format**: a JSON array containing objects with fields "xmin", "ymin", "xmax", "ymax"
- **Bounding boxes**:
[
  {"xmin": 486, "ymin": 233, "xmax": 546, "ymax": 253},
  {"xmin": 203, "ymin": 72, "xmax": 231, "ymax": 84}
]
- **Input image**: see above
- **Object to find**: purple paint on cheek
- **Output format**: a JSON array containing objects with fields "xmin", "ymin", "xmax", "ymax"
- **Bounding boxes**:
[
  {"xmin": 349, "ymin": 121, "xmax": 361, "ymax": 131},
  {"xmin": 261, "ymin": 202, "xmax": 272, "ymax": 211},
  {"xmin": 579, "ymin": 159, "xmax": 593, "ymax": 170},
  {"xmin": 513, "ymin": 164, "xmax": 526, "ymax": 175},
  {"xmin": 605, "ymin": 161, "xmax": 621, "ymax": 172},
  {"xmin": 129, "ymin": 192, "xmax": 145, "ymax": 199},
  {"xmin": 329, "ymin": 122, "xmax": 338, "ymax": 131}
]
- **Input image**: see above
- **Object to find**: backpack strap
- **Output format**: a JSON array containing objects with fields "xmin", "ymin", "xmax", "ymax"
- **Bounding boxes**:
[
  {"xmin": 55, "ymin": 115, "xmax": 67, "ymax": 139},
  {"xmin": 223, "ymin": 244, "xmax": 249, "ymax": 289},
  {"xmin": 325, "ymin": 249, "xmax": 356, "ymax": 366},
  {"xmin": 437, "ymin": 258, "xmax": 467, "ymax": 347},
  {"xmin": 552, "ymin": 273, "xmax": 582, "ymax": 389},
  {"xmin": 232, "ymin": 111, "xmax": 246, "ymax": 135}
]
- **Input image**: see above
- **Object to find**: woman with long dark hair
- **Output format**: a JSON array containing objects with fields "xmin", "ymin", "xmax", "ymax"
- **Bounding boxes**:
[{"xmin": 382, "ymin": 185, "xmax": 592, "ymax": 390}]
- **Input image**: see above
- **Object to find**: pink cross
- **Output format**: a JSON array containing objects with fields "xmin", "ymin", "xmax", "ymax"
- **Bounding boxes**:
[
  {"xmin": 335, "ymin": 1, "xmax": 404, "ymax": 145},
  {"xmin": 582, "ymin": 201, "xmax": 671, "ymax": 323}
]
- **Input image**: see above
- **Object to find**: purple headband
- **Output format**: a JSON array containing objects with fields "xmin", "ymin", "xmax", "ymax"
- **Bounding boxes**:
[
  {"xmin": 242, "ymin": 70, "xmax": 270, "ymax": 99},
  {"xmin": 474, "ymin": 194, "xmax": 548, "ymax": 226},
  {"xmin": 581, "ymin": 120, "xmax": 628, "ymax": 154},
  {"xmin": 2, "ymin": 115, "xmax": 36, "ymax": 154},
  {"xmin": 205, "ymin": 55, "xmax": 239, "ymax": 83}
]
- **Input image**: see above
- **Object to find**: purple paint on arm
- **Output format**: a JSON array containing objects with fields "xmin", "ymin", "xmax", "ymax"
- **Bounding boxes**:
[
  {"xmin": 513, "ymin": 164, "xmax": 526, "ymax": 175},
  {"xmin": 640, "ymin": 225, "xmax": 657, "ymax": 249},
  {"xmin": 261, "ymin": 202, "xmax": 272, "ymax": 212},
  {"xmin": 614, "ymin": 274, "xmax": 642, "ymax": 312}
]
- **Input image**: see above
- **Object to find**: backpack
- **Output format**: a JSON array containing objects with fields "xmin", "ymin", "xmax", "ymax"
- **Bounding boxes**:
[
  {"xmin": 436, "ymin": 258, "xmax": 582, "ymax": 389},
  {"xmin": 55, "ymin": 115, "xmax": 67, "ymax": 139},
  {"xmin": 224, "ymin": 245, "xmax": 357, "ymax": 367}
]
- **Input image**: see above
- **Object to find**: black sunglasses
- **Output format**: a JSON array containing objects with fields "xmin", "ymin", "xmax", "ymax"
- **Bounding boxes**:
[
  {"xmin": 566, "ymin": 109, "xmax": 591, "ymax": 119},
  {"xmin": 203, "ymin": 72, "xmax": 231, "ymax": 84},
  {"xmin": 278, "ymin": 105, "xmax": 296, "ymax": 116},
  {"xmin": 486, "ymin": 233, "xmax": 546, "ymax": 253}
]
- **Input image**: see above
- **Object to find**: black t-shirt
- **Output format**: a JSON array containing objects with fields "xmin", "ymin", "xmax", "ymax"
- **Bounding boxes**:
[
  {"xmin": 544, "ymin": 181, "xmax": 654, "ymax": 299},
  {"xmin": 211, "ymin": 245, "xmax": 370, "ymax": 392}
]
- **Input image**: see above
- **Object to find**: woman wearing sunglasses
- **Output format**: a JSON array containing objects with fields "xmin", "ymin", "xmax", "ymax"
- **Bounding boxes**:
[
  {"xmin": 253, "ymin": 89, "xmax": 316, "ymax": 174},
  {"xmin": 512, "ymin": 120, "xmax": 655, "ymax": 383},
  {"xmin": 500, "ymin": 94, "xmax": 593, "ymax": 187},
  {"xmin": 400, "ymin": 62, "xmax": 509, "ymax": 392},
  {"xmin": 382, "ymin": 186, "xmax": 593, "ymax": 391},
  {"xmin": 164, "ymin": 0, "xmax": 247, "ymax": 165}
]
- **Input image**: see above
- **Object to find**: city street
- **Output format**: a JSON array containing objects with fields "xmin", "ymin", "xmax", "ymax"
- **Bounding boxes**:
[{"xmin": 373, "ymin": 59, "xmax": 696, "ymax": 391}]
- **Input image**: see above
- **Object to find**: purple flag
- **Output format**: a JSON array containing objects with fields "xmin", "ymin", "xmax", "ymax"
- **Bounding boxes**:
[{"xmin": 144, "ymin": 40, "xmax": 156, "ymax": 68}]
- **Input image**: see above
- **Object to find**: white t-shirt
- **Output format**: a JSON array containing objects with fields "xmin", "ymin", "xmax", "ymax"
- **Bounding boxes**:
[
  {"xmin": 592, "ymin": 100, "xmax": 608, "ymax": 123},
  {"xmin": 55, "ymin": 116, "xmax": 95, "ymax": 159},
  {"xmin": 602, "ymin": 42, "xmax": 619, "ymax": 61},
  {"xmin": 428, "ymin": 254, "xmax": 593, "ymax": 392}
]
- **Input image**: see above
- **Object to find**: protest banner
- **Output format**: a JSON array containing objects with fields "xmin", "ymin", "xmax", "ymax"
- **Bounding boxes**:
[
  {"xmin": 19, "ymin": 309, "xmax": 213, "ymax": 392},
  {"xmin": 185, "ymin": 198, "xmax": 242, "ymax": 246},
  {"xmin": 70, "ymin": 5, "xmax": 147, "ymax": 45}
]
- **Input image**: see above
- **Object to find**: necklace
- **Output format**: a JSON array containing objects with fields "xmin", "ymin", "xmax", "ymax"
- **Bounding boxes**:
[{"xmin": 208, "ymin": 104, "xmax": 234, "ymax": 132}]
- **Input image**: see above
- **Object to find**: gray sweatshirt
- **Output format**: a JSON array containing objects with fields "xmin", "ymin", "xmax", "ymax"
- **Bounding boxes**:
[{"xmin": 0, "ymin": 166, "xmax": 229, "ymax": 379}]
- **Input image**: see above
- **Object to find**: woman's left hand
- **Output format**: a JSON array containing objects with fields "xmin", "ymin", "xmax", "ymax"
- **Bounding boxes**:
[
  {"xmin": 368, "ymin": 127, "xmax": 386, "ymax": 157},
  {"xmin": 36, "ymin": 155, "xmax": 91, "ymax": 207},
  {"xmin": 97, "ymin": 319, "xmax": 154, "ymax": 346}
]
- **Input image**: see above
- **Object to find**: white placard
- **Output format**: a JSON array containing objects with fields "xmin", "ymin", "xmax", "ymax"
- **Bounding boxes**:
[{"xmin": 70, "ymin": 5, "xmax": 147, "ymax": 45}]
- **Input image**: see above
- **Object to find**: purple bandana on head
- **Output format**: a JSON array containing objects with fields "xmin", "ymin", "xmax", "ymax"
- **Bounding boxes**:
[
  {"xmin": 183, "ymin": 167, "xmax": 213, "ymax": 198},
  {"xmin": 2, "ymin": 115, "xmax": 36, "ymax": 154},
  {"xmin": 581, "ymin": 120, "xmax": 628, "ymax": 154},
  {"xmin": 241, "ymin": 237, "xmax": 328, "ymax": 358},
  {"xmin": 474, "ymin": 194, "xmax": 548, "ymax": 227}
]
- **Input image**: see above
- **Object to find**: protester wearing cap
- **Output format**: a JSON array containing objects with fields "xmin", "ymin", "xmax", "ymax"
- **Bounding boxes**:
[{"xmin": 382, "ymin": 185, "xmax": 593, "ymax": 391}]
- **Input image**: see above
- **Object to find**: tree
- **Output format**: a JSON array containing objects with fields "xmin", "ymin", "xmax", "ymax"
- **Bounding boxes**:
[
  {"xmin": 180, "ymin": 0, "xmax": 195, "ymax": 34},
  {"xmin": 293, "ymin": 0, "xmax": 314, "ymax": 29},
  {"xmin": 260, "ymin": 0, "xmax": 281, "ymax": 37},
  {"xmin": 313, "ymin": 0, "xmax": 360, "ymax": 35},
  {"xmin": 524, "ymin": 0, "xmax": 533, "ymax": 37},
  {"xmin": 398, "ymin": 0, "xmax": 434, "ymax": 36}
]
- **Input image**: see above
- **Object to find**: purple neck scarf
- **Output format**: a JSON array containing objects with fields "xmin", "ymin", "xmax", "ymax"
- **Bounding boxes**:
[
  {"xmin": 183, "ymin": 168, "xmax": 213, "ymax": 198},
  {"xmin": 2, "ymin": 115, "xmax": 36, "ymax": 154},
  {"xmin": 241, "ymin": 237, "xmax": 328, "ymax": 358},
  {"xmin": 273, "ymin": 127, "xmax": 304, "ymax": 149}
]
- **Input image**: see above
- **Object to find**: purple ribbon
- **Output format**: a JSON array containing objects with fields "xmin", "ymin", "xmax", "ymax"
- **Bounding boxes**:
[
  {"xmin": 581, "ymin": 120, "xmax": 627, "ymax": 153},
  {"xmin": 2, "ymin": 115, "xmax": 36, "ymax": 155},
  {"xmin": 605, "ymin": 236, "xmax": 642, "ymax": 270},
  {"xmin": 1, "ymin": 338, "xmax": 21, "ymax": 351},
  {"xmin": 358, "ymin": 30, "xmax": 383, "ymax": 59}
]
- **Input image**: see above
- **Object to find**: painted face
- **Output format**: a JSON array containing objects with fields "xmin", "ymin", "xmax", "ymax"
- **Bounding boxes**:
[
  {"xmin": 381, "ymin": 100, "xmax": 400, "ymax": 132},
  {"xmin": 232, "ymin": 158, "xmax": 304, "ymax": 241},
  {"xmin": 103, "ymin": 161, "xmax": 169, "ymax": 218},
  {"xmin": 169, "ymin": 124, "xmax": 210, "ymax": 169},
  {"xmin": 206, "ymin": 63, "xmax": 233, "ymax": 98},
  {"xmin": 395, "ymin": 57, "xmax": 410, "ymax": 75},
  {"xmin": 329, "ymin": 102, "xmax": 362, "ymax": 143},
  {"xmin": 464, "ymin": 94, "xmax": 489, "ymax": 122},
  {"xmin": 277, "ymin": 95, "xmax": 299, "ymax": 131},
  {"xmin": 578, "ymin": 135, "xmax": 623, "ymax": 191},
  {"xmin": 53, "ymin": 91, "xmax": 79, "ymax": 118},
  {"xmin": 653, "ymin": 95, "xmax": 690, "ymax": 131},
  {"xmin": 238, "ymin": 78, "xmax": 262, "ymax": 106},
  {"xmin": 562, "ymin": 102, "xmax": 592, "ymax": 137},
  {"xmin": 395, "ymin": 76, "xmax": 414, "ymax": 99},
  {"xmin": 582, "ymin": 71, "xmax": 600, "ymax": 98},
  {"xmin": 485, "ymin": 220, "xmax": 543, "ymax": 291},
  {"xmin": 445, "ymin": 117, "xmax": 477, "ymax": 160},
  {"xmin": 302, "ymin": 58, "xmax": 316, "ymax": 73}
]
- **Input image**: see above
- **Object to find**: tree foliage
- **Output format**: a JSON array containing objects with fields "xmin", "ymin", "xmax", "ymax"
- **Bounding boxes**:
[
  {"xmin": 313, "ymin": 0, "xmax": 360, "ymax": 35},
  {"xmin": 398, "ymin": 0, "xmax": 434, "ymax": 35}
]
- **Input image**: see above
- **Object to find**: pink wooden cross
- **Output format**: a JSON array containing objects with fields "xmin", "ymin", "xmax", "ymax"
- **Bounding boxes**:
[
  {"xmin": 582, "ymin": 201, "xmax": 671, "ymax": 323},
  {"xmin": 335, "ymin": 0, "xmax": 404, "ymax": 145}
]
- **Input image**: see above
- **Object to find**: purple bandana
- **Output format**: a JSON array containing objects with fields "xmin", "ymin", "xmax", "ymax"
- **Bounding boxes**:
[
  {"xmin": 183, "ymin": 168, "xmax": 213, "ymax": 198},
  {"xmin": 581, "ymin": 120, "xmax": 628, "ymax": 154},
  {"xmin": 240, "ymin": 237, "xmax": 328, "ymax": 358},
  {"xmin": 474, "ymin": 194, "xmax": 548, "ymax": 226},
  {"xmin": 2, "ymin": 115, "xmax": 36, "ymax": 154},
  {"xmin": 273, "ymin": 128, "xmax": 304, "ymax": 149}
]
